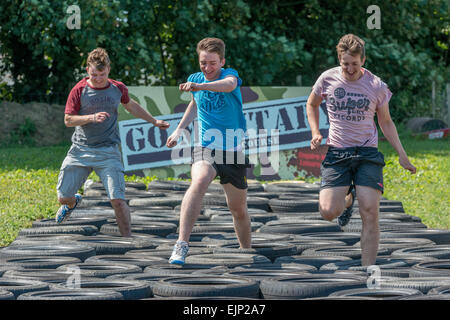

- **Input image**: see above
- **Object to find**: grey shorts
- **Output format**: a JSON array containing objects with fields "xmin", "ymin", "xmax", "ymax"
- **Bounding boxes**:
[
  {"xmin": 56, "ymin": 144, "xmax": 125, "ymax": 200},
  {"xmin": 320, "ymin": 146, "xmax": 385, "ymax": 193},
  {"xmin": 192, "ymin": 147, "xmax": 251, "ymax": 190}
]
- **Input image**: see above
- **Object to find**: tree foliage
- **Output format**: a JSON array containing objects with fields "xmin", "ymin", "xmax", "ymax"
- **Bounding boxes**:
[{"xmin": 0, "ymin": 0, "xmax": 448, "ymax": 122}]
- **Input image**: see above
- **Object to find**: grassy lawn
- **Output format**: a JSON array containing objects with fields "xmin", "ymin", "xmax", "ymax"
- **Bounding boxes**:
[{"xmin": 0, "ymin": 136, "xmax": 448, "ymax": 247}]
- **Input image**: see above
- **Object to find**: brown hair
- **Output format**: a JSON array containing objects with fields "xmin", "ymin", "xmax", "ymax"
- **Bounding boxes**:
[
  {"xmin": 196, "ymin": 38, "xmax": 225, "ymax": 60},
  {"xmin": 87, "ymin": 48, "xmax": 110, "ymax": 70},
  {"xmin": 336, "ymin": 34, "xmax": 365, "ymax": 60}
]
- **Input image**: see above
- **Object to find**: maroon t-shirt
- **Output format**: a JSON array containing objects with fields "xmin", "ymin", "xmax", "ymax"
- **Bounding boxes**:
[{"xmin": 65, "ymin": 77, "xmax": 130, "ymax": 147}]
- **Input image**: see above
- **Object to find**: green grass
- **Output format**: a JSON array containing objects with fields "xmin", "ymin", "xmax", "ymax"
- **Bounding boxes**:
[
  {"xmin": 0, "ymin": 135, "xmax": 448, "ymax": 246},
  {"xmin": 378, "ymin": 135, "xmax": 450, "ymax": 230}
]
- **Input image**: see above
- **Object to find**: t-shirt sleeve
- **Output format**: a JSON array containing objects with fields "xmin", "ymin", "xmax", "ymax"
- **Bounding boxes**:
[
  {"xmin": 114, "ymin": 81, "xmax": 130, "ymax": 104},
  {"xmin": 312, "ymin": 73, "xmax": 325, "ymax": 97},
  {"xmin": 376, "ymin": 81, "xmax": 392, "ymax": 110},
  {"xmin": 65, "ymin": 83, "xmax": 83, "ymax": 115},
  {"xmin": 223, "ymin": 68, "xmax": 242, "ymax": 87}
]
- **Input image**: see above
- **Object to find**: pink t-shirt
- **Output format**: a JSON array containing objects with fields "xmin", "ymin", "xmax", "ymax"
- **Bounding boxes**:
[{"xmin": 312, "ymin": 67, "xmax": 392, "ymax": 148}]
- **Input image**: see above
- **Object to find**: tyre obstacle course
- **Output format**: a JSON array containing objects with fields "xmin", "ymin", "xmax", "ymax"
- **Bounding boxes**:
[{"xmin": 1, "ymin": 180, "xmax": 450, "ymax": 300}]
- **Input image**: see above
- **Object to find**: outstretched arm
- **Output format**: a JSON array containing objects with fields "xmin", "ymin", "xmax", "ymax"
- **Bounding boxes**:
[
  {"xmin": 166, "ymin": 97, "xmax": 198, "ymax": 148},
  {"xmin": 377, "ymin": 102, "xmax": 416, "ymax": 174},
  {"xmin": 122, "ymin": 99, "xmax": 169, "ymax": 129},
  {"xmin": 179, "ymin": 76, "xmax": 237, "ymax": 93}
]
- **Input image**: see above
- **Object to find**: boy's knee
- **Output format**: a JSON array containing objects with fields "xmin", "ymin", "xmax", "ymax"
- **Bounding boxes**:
[
  {"xmin": 111, "ymin": 199, "xmax": 128, "ymax": 209},
  {"xmin": 319, "ymin": 203, "xmax": 342, "ymax": 221}
]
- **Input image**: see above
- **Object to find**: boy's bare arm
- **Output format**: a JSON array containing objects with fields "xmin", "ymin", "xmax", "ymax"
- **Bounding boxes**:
[
  {"xmin": 64, "ymin": 112, "xmax": 110, "ymax": 127},
  {"xmin": 306, "ymin": 92, "xmax": 324, "ymax": 150},
  {"xmin": 179, "ymin": 76, "xmax": 237, "ymax": 93},
  {"xmin": 122, "ymin": 99, "xmax": 169, "ymax": 129},
  {"xmin": 377, "ymin": 103, "xmax": 416, "ymax": 174},
  {"xmin": 166, "ymin": 98, "xmax": 197, "ymax": 148}
]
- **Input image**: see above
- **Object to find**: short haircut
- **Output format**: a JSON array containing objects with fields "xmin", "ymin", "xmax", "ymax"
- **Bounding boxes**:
[
  {"xmin": 87, "ymin": 48, "xmax": 110, "ymax": 71},
  {"xmin": 336, "ymin": 34, "xmax": 365, "ymax": 60},
  {"xmin": 196, "ymin": 38, "xmax": 225, "ymax": 60}
]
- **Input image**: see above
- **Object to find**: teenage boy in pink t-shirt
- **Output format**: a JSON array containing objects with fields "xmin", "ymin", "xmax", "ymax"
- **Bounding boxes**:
[{"xmin": 306, "ymin": 34, "xmax": 416, "ymax": 266}]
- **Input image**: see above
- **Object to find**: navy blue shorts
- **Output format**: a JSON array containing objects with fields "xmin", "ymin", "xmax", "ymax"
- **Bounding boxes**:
[{"xmin": 320, "ymin": 146, "xmax": 385, "ymax": 193}]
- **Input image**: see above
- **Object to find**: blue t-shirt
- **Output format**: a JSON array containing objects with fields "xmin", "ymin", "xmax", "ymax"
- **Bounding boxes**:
[{"xmin": 188, "ymin": 68, "xmax": 246, "ymax": 151}]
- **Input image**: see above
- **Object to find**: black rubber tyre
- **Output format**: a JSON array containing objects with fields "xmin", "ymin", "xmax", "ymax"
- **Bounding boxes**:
[
  {"xmin": 379, "ymin": 277, "xmax": 450, "ymax": 293},
  {"xmin": 50, "ymin": 279, "xmax": 152, "ymax": 300},
  {"xmin": 0, "ymin": 289, "xmax": 14, "ymax": 300},
  {"xmin": 152, "ymin": 276, "xmax": 260, "ymax": 298},
  {"xmin": 390, "ymin": 245, "xmax": 450, "ymax": 260},
  {"xmin": 380, "ymin": 229, "xmax": 450, "ymax": 245},
  {"xmin": 73, "ymin": 235, "xmax": 157, "ymax": 255},
  {"xmin": 0, "ymin": 256, "xmax": 81, "ymax": 269},
  {"xmin": 0, "ymin": 242, "xmax": 96, "ymax": 261},
  {"xmin": 319, "ymin": 258, "xmax": 412, "ymax": 271},
  {"xmin": 212, "ymin": 242, "xmax": 297, "ymax": 262},
  {"xmin": 126, "ymin": 197, "xmax": 183, "ymax": 208},
  {"xmin": 409, "ymin": 260, "xmax": 450, "ymax": 278},
  {"xmin": 0, "ymin": 279, "xmax": 49, "ymax": 298},
  {"xmin": 18, "ymin": 225, "xmax": 98, "ymax": 236},
  {"xmin": 57, "ymin": 263, "xmax": 142, "ymax": 278},
  {"xmin": 1, "ymin": 268, "xmax": 102, "ymax": 284},
  {"xmin": 273, "ymin": 255, "xmax": 352, "ymax": 269},
  {"xmin": 185, "ymin": 253, "xmax": 271, "ymax": 268},
  {"xmin": 32, "ymin": 217, "xmax": 108, "ymax": 229},
  {"xmin": 85, "ymin": 254, "xmax": 166, "ymax": 269},
  {"xmin": 143, "ymin": 263, "xmax": 230, "ymax": 276},
  {"xmin": 100, "ymin": 222, "xmax": 177, "ymax": 237},
  {"xmin": 258, "ymin": 221, "xmax": 341, "ymax": 235},
  {"xmin": 302, "ymin": 245, "xmax": 390, "ymax": 260},
  {"xmin": 300, "ymin": 232, "xmax": 362, "ymax": 246},
  {"xmin": 328, "ymin": 287, "xmax": 423, "ymax": 300},
  {"xmin": 191, "ymin": 222, "xmax": 262, "ymax": 233},
  {"xmin": 148, "ymin": 180, "xmax": 190, "ymax": 192},
  {"xmin": 259, "ymin": 274, "xmax": 366, "ymax": 299},
  {"xmin": 269, "ymin": 198, "xmax": 319, "ymax": 212},
  {"xmin": 225, "ymin": 268, "xmax": 314, "ymax": 283},
  {"xmin": 353, "ymin": 237, "xmax": 435, "ymax": 254},
  {"xmin": 17, "ymin": 289, "xmax": 124, "ymax": 300},
  {"xmin": 428, "ymin": 285, "xmax": 450, "ymax": 295}
]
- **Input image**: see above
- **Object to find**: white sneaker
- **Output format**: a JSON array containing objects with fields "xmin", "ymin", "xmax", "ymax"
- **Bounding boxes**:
[{"xmin": 169, "ymin": 241, "xmax": 189, "ymax": 265}]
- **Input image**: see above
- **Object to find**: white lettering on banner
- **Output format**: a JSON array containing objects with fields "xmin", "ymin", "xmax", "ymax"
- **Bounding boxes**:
[{"xmin": 118, "ymin": 96, "xmax": 329, "ymax": 171}]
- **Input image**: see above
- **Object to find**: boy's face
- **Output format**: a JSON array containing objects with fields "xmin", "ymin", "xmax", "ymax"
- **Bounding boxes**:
[
  {"xmin": 339, "ymin": 52, "xmax": 365, "ymax": 81},
  {"xmin": 86, "ymin": 64, "xmax": 110, "ymax": 88},
  {"xmin": 198, "ymin": 50, "xmax": 225, "ymax": 81}
]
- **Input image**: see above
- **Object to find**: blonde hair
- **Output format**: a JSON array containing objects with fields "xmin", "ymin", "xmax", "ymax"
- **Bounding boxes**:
[
  {"xmin": 336, "ymin": 34, "xmax": 365, "ymax": 60},
  {"xmin": 196, "ymin": 38, "xmax": 225, "ymax": 60},
  {"xmin": 87, "ymin": 48, "xmax": 110, "ymax": 70}
]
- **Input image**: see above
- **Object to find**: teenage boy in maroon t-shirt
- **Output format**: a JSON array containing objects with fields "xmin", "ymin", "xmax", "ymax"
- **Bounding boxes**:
[{"xmin": 56, "ymin": 48, "xmax": 169, "ymax": 236}]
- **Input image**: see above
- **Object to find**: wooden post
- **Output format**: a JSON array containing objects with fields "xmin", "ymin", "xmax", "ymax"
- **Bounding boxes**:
[{"xmin": 431, "ymin": 81, "xmax": 436, "ymax": 118}]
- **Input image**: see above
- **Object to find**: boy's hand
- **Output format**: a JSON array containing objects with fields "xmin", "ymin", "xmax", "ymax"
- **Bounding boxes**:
[
  {"xmin": 310, "ymin": 133, "xmax": 323, "ymax": 150},
  {"xmin": 166, "ymin": 129, "xmax": 182, "ymax": 148},
  {"xmin": 179, "ymin": 82, "xmax": 201, "ymax": 92},
  {"xmin": 399, "ymin": 155, "xmax": 416, "ymax": 174},
  {"xmin": 154, "ymin": 119, "xmax": 170, "ymax": 130},
  {"xmin": 92, "ymin": 111, "xmax": 110, "ymax": 123}
]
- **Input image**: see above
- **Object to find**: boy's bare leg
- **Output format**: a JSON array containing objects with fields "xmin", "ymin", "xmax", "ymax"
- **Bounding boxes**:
[
  {"xmin": 355, "ymin": 185, "xmax": 381, "ymax": 266},
  {"xmin": 177, "ymin": 161, "xmax": 217, "ymax": 243},
  {"xmin": 319, "ymin": 186, "xmax": 351, "ymax": 221},
  {"xmin": 223, "ymin": 183, "xmax": 251, "ymax": 248},
  {"xmin": 111, "ymin": 199, "xmax": 132, "ymax": 237}
]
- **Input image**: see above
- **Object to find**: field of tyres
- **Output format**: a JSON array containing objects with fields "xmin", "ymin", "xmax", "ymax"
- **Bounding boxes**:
[{"xmin": 1, "ymin": 180, "xmax": 450, "ymax": 300}]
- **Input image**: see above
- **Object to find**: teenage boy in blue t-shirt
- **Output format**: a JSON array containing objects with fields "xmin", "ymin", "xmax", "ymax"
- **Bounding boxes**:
[{"xmin": 166, "ymin": 37, "xmax": 251, "ymax": 265}]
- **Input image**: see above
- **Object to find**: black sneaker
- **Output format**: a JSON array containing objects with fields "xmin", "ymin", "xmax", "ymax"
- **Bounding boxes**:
[{"xmin": 338, "ymin": 186, "xmax": 356, "ymax": 227}]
